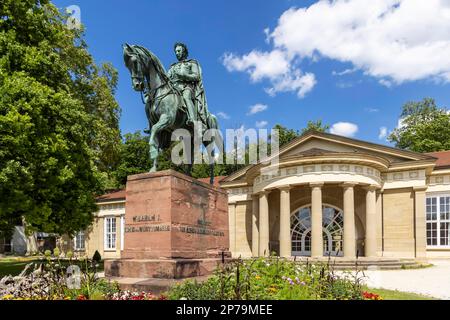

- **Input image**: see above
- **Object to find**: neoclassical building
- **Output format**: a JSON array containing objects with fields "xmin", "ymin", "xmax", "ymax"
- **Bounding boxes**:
[
  {"xmin": 4, "ymin": 131, "xmax": 449, "ymax": 262},
  {"xmin": 219, "ymin": 131, "xmax": 450, "ymax": 260}
]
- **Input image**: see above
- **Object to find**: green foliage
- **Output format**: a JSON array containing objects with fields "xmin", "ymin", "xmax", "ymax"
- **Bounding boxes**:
[
  {"xmin": 271, "ymin": 124, "xmax": 300, "ymax": 147},
  {"xmin": 0, "ymin": 0, "xmax": 121, "ymax": 235},
  {"xmin": 166, "ymin": 256, "xmax": 365, "ymax": 300},
  {"xmin": 388, "ymin": 98, "xmax": 450, "ymax": 152},
  {"xmin": 112, "ymin": 131, "xmax": 151, "ymax": 187},
  {"xmin": 92, "ymin": 250, "xmax": 101, "ymax": 263},
  {"xmin": 112, "ymin": 119, "xmax": 330, "ymax": 183},
  {"xmin": 301, "ymin": 120, "xmax": 330, "ymax": 134},
  {"xmin": 111, "ymin": 130, "xmax": 245, "ymax": 183}
]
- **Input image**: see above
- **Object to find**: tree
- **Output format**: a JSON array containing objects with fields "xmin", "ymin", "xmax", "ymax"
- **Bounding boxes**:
[
  {"xmin": 114, "ymin": 120, "xmax": 332, "ymax": 183},
  {"xmin": 0, "ymin": 0, "xmax": 121, "ymax": 235},
  {"xmin": 113, "ymin": 132, "xmax": 151, "ymax": 187},
  {"xmin": 272, "ymin": 124, "xmax": 300, "ymax": 147},
  {"xmin": 301, "ymin": 120, "xmax": 330, "ymax": 134},
  {"xmin": 271, "ymin": 121, "xmax": 329, "ymax": 148},
  {"xmin": 388, "ymin": 98, "xmax": 450, "ymax": 152}
]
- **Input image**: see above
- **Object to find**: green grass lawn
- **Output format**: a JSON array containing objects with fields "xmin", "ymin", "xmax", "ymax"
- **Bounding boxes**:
[
  {"xmin": 0, "ymin": 257, "xmax": 39, "ymax": 278},
  {"xmin": 0, "ymin": 256, "xmax": 104, "ymax": 278},
  {"xmin": 365, "ymin": 287, "xmax": 438, "ymax": 300}
]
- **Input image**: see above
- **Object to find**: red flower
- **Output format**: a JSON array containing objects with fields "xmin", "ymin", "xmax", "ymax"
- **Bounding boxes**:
[
  {"xmin": 362, "ymin": 291, "xmax": 382, "ymax": 300},
  {"xmin": 76, "ymin": 294, "xmax": 87, "ymax": 300}
]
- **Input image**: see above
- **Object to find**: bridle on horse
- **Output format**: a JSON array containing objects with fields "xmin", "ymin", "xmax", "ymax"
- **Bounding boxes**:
[{"xmin": 131, "ymin": 52, "xmax": 179, "ymax": 106}]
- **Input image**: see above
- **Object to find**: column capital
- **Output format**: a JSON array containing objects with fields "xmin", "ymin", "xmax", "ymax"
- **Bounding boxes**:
[
  {"xmin": 363, "ymin": 184, "xmax": 378, "ymax": 192},
  {"xmin": 258, "ymin": 190, "xmax": 271, "ymax": 196},
  {"xmin": 310, "ymin": 182, "xmax": 324, "ymax": 188},
  {"xmin": 341, "ymin": 182, "xmax": 357, "ymax": 188},
  {"xmin": 279, "ymin": 185, "xmax": 292, "ymax": 192}
]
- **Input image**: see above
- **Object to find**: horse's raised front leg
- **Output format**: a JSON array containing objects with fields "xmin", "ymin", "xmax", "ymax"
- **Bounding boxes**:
[{"xmin": 149, "ymin": 113, "xmax": 171, "ymax": 172}]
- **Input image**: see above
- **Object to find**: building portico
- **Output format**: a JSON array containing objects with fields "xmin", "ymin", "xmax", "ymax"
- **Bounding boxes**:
[
  {"xmin": 232, "ymin": 181, "xmax": 380, "ymax": 259},
  {"xmin": 220, "ymin": 131, "xmax": 443, "ymax": 260}
]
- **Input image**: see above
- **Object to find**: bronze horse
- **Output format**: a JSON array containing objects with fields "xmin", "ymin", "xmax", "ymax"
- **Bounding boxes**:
[{"xmin": 123, "ymin": 44, "xmax": 221, "ymax": 184}]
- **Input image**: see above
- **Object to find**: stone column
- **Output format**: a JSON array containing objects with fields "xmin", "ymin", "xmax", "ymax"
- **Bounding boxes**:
[
  {"xmin": 228, "ymin": 202, "xmax": 236, "ymax": 256},
  {"xmin": 259, "ymin": 191, "xmax": 270, "ymax": 256},
  {"xmin": 414, "ymin": 186, "xmax": 427, "ymax": 260},
  {"xmin": 251, "ymin": 195, "xmax": 259, "ymax": 257},
  {"xmin": 279, "ymin": 186, "xmax": 291, "ymax": 257},
  {"xmin": 310, "ymin": 183, "xmax": 324, "ymax": 258},
  {"xmin": 342, "ymin": 183, "xmax": 356, "ymax": 258},
  {"xmin": 376, "ymin": 191, "xmax": 383, "ymax": 254},
  {"xmin": 365, "ymin": 185, "xmax": 377, "ymax": 257}
]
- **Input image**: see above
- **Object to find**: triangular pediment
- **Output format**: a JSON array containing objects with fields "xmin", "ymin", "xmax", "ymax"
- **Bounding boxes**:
[
  {"xmin": 221, "ymin": 131, "xmax": 436, "ymax": 183},
  {"xmin": 279, "ymin": 132, "xmax": 432, "ymax": 162}
]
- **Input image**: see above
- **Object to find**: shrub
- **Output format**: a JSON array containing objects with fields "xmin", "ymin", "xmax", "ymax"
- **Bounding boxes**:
[
  {"xmin": 92, "ymin": 250, "xmax": 102, "ymax": 262},
  {"xmin": 0, "ymin": 252, "xmax": 115, "ymax": 300}
]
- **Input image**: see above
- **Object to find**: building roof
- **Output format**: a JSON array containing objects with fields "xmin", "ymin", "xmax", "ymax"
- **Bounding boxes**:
[
  {"xmin": 197, "ymin": 176, "xmax": 227, "ymax": 188},
  {"xmin": 96, "ymin": 189, "xmax": 126, "ymax": 202},
  {"xmin": 221, "ymin": 130, "xmax": 437, "ymax": 183},
  {"xmin": 425, "ymin": 150, "xmax": 450, "ymax": 169}
]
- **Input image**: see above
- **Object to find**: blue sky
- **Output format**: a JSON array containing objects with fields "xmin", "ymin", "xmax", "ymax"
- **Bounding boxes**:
[{"xmin": 53, "ymin": 0, "xmax": 450, "ymax": 146}]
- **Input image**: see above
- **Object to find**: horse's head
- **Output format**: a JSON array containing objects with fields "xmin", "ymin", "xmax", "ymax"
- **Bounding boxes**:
[{"xmin": 123, "ymin": 43, "xmax": 145, "ymax": 92}]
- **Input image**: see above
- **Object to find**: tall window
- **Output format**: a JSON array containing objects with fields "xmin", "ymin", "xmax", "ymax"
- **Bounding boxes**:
[
  {"xmin": 427, "ymin": 196, "xmax": 450, "ymax": 247},
  {"xmin": 105, "ymin": 217, "xmax": 116, "ymax": 250},
  {"xmin": 74, "ymin": 231, "xmax": 85, "ymax": 250}
]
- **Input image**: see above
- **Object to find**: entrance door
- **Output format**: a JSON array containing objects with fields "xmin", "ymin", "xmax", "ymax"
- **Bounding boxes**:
[{"xmin": 291, "ymin": 204, "xmax": 344, "ymax": 256}]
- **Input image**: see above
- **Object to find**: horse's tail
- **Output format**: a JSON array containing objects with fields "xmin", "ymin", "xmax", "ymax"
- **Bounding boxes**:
[
  {"xmin": 207, "ymin": 112, "xmax": 218, "ymax": 130},
  {"xmin": 206, "ymin": 113, "xmax": 225, "ymax": 185},
  {"xmin": 207, "ymin": 113, "xmax": 224, "ymax": 149}
]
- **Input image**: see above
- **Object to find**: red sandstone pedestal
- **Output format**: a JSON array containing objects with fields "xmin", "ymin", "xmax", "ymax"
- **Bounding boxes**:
[{"xmin": 105, "ymin": 170, "xmax": 230, "ymax": 279}]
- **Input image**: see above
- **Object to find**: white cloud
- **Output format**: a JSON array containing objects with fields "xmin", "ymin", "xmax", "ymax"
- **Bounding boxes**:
[
  {"xmin": 330, "ymin": 122, "xmax": 359, "ymax": 137},
  {"xmin": 217, "ymin": 112, "xmax": 230, "ymax": 120},
  {"xmin": 265, "ymin": 71, "xmax": 316, "ymax": 98},
  {"xmin": 378, "ymin": 126, "xmax": 388, "ymax": 140},
  {"xmin": 223, "ymin": 0, "xmax": 450, "ymax": 94},
  {"xmin": 222, "ymin": 50, "xmax": 316, "ymax": 98},
  {"xmin": 332, "ymin": 68, "xmax": 358, "ymax": 76},
  {"xmin": 223, "ymin": 50, "xmax": 290, "ymax": 82},
  {"xmin": 379, "ymin": 79, "xmax": 393, "ymax": 88},
  {"xmin": 255, "ymin": 120, "xmax": 268, "ymax": 128},
  {"xmin": 247, "ymin": 103, "xmax": 268, "ymax": 115},
  {"xmin": 268, "ymin": 0, "xmax": 450, "ymax": 84}
]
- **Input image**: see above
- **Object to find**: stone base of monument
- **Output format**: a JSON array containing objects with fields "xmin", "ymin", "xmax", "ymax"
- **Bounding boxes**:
[
  {"xmin": 104, "ymin": 170, "xmax": 230, "ymax": 283},
  {"xmin": 106, "ymin": 258, "xmax": 224, "ymax": 279}
]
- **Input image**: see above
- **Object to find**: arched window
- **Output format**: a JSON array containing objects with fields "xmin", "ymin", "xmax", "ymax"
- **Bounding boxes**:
[{"xmin": 291, "ymin": 204, "xmax": 344, "ymax": 256}]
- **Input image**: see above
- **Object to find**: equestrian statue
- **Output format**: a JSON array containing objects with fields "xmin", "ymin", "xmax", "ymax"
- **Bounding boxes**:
[{"xmin": 123, "ymin": 43, "xmax": 222, "ymax": 184}]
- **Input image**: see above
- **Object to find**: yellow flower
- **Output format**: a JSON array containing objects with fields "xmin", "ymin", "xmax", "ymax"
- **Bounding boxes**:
[
  {"xmin": 255, "ymin": 275, "xmax": 261, "ymax": 280},
  {"xmin": 1, "ymin": 294, "xmax": 14, "ymax": 300}
]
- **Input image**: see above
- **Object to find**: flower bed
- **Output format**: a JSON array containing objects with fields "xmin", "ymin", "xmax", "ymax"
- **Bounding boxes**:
[
  {"xmin": 166, "ymin": 256, "xmax": 382, "ymax": 300},
  {"xmin": 0, "ymin": 249, "xmax": 166, "ymax": 300},
  {"xmin": 1, "ymin": 250, "xmax": 383, "ymax": 300}
]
